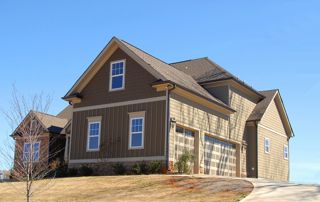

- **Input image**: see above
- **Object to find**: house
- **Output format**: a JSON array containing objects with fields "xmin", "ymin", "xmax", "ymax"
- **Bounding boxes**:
[
  {"xmin": 62, "ymin": 37, "xmax": 293, "ymax": 181},
  {"xmin": 12, "ymin": 108, "xmax": 71, "ymax": 169}
]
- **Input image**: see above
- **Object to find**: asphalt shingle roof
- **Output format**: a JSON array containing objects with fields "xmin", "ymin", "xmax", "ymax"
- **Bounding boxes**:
[
  {"xmin": 120, "ymin": 40, "xmax": 229, "ymax": 107},
  {"xmin": 247, "ymin": 90, "xmax": 278, "ymax": 122}
]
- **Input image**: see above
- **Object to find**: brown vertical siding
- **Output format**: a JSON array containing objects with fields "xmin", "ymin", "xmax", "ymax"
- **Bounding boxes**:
[
  {"xmin": 245, "ymin": 125, "xmax": 258, "ymax": 177},
  {"xmin": 70, "ymin": 100, "xmax": 166, "ymax": 160},
  {"xmin": 74, "ymin": 48, "xmax": 164, "ymax": 108}
]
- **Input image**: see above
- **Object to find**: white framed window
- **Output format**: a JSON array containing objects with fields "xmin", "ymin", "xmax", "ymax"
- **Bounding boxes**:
[
  {"xmin": 284, "ymin": 145, "xmax": 289, "ymax": 160},
  {"xmin": 264, "ymin": 138, "xmax": 270, "ymax": 154},
  {"xmin": 23, "ymin": 142, "xmax": 40, "ymax": 162},
  {"xmin": 129, "ymin": 112, "xmax": 145, "ymax": 149},
  {"xmin": 87, "ymin": 119, "xmax": 101, "ymax": 151},
  {"xmin": 109, "ymin": 60, "xmax": 125, "ymax": 91}
]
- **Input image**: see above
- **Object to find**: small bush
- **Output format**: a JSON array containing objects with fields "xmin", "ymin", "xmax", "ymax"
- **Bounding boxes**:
[
  {"xmin": 79, "ymin": 165, "xmax": 93, "ymax": 176},
  {"xmin": 55, "ymin": 165, "xmax": 68, "ymax": 178},
  {"xmin": 131, "ymin": 163, "xmax": 141, "ymax": 175},
  {"xmin": 112, "ymin": 163, "xmax": 127, "ymax": 175},
  {"xmin": 139, "ymin": 162, "xmax": 150, "ymax": 174},
  {"xmin": 149, "ymin": 161, "xmax": 161, "ymax": 174},
  {"xmin": 67, "ymin": 168, "xmax": 78, "ymax": 177},
  {"xmin": 175, "ymin": 150, "xmax": 194, "ymax": 174}
]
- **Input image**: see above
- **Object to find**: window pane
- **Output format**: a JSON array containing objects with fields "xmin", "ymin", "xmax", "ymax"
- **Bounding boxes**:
[
  {"xmin": 24, "ymin": 144, "xmax": 30, "ymax": 153},
  {"xmin": 33, "ymin": 151, "xmax": 39, "ymax": 161},
  {"xmin": 176, "ymin": 126, "xmax": 184, "ymax": 134},
  {"xmin": 89, "ymin": 123, "xmax": 100, "ymax": 136},
  {"xmin": 34, "ymin": 143, "xmax": 40, "ymax": 152},
  {"xmin": 89, "ymin": 136, "xmax": 99, "ymax": 149},
  {"xmin": 131, "ymin": 133, "xmax": 142, "ymax": 147},
  {"xmin": 131, "ymin": 118, "xmax": 143, "ymax": 132},
  {"xmin": 112, "ymin": 76, "xmax": 123, "ymax": 89}
]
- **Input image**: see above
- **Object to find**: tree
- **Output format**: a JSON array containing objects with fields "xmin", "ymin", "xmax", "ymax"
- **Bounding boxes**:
[{"xmin": 0, "ymin": 87, "xmax": 60, "ymax": 202}]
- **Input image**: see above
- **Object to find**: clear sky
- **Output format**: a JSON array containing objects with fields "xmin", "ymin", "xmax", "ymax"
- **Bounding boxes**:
[{"xmin": 1, "ymin": 1, "xmax": 319, "ymax": 183}]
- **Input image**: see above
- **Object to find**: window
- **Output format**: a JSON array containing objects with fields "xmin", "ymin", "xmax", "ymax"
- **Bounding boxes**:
[
  {"xmin": 264, "ymin": 138, "xmax": 270, "ymax": 154},
  {"xmin": 175, "ymin": 126, "xmax": 195, "ymax": 138},
  {"xmin": 23, "ymin": 142, "xmax": 40, "ymax": 162},
  {"xmin": 129, "ymin": 114, "xmax": 144, "ymax": 149},
  {"xmin": 284, "ymin": 145, "xmax": 289, "ymax": 159},
  {"xmin": 109, "ymin": 60, "xmax": 125, "ymax": 91},
  {"xmin": 87, "ymin": 121, "xmax": 101, "ymax": 151}
]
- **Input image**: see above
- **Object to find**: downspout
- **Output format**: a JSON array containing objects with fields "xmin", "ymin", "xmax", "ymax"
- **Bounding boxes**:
[
  {"xmin": 165, "ymin": 83, "xmax": 175, "ymax": 173},
  {"xmin": 255, "ymin": 121, "xmax": 259, "ymax": 178}
]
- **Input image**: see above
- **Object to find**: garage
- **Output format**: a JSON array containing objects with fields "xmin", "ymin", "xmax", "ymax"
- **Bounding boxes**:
[
  {"xmin": 174, "ymin": 126, "xmax": 195, "ymax": 165},
  {"xmin": 204, "ymin": 135, "xmax": 237, "ymax": 176}
]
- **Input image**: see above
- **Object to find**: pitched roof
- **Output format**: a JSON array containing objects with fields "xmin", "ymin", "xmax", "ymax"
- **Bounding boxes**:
[
  {"xmin": 119, "ymin": 40, "xmax": 229, "ymax": 107},
  {"xmin": 33, "ymin": 111, "xmax": 69, "ymax": 133},
  {"xmin": 170, "ymin": 57, "xmax": 264, "ymax": 99},
  {"xmin": 57, "ymin": 105, "xmax": 73, "ymax": 120},
  {"xmin": 247, "ymin": 90, "xmax": 278, "ymax": 122}
]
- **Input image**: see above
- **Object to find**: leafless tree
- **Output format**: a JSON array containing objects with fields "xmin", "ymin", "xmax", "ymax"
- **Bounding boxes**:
[{"xmin": 0, "ymin": 86, "xmax": 62, "ymax": 202}]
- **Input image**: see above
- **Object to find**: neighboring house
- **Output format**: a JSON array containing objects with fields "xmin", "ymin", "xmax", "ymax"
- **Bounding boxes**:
[
  {"xmin": 0, "ymin": 170, "xmax": 10, "ymax": 181},
  {"xmin": 61, "ymin": 37, "xmax": 293, "ymax": 181},
  {"xmin": 12, "ymin": 109, "xmax": 71, "ymax": 168}
]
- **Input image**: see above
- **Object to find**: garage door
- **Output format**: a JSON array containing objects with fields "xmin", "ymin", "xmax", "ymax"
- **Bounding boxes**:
[
  {"xmin": 204, "ymin": 135, "xmax": 236, "ymax": 176},
  {"xmin": 174, "ymin": 126, "xmax": 195, "ymax": 166}
]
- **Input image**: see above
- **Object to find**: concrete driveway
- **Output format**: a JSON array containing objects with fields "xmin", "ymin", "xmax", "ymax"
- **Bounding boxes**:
[{"xmin": 243, "ymin": 179, "xmax": 320, "ymax": 202}]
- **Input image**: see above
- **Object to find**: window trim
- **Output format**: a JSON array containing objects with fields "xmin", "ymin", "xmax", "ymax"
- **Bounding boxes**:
[
  {"xmin": 128, "ymin": 112, "xmax": 145, "ymax": 150},
  {"xmin": 284, "ymin": 144, "xmax": 289, "ymax": 160},
  {"xmin": 109, "ymin": 59, "xmax": 126, "ymax": 91},
  {"xmin": 264, "ymin": 137, "xmax": 270, "ymax": 154},
  {"xmin": 23, "ymin": 141, "xmax": 40, "ymax": 162},
  {"xmin": 86, "ymin": 121, "xmax": 101, "ymax": 152}
]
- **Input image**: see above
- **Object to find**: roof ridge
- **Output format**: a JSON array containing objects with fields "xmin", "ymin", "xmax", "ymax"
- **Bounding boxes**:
[
  {"xmin": 34, "ymin": 111, "xmax": 67, "ymax": 120},
  {"xmin": 120, "ymin": 39, "xmax": 172, "ymax": 66},
  {"xmin": 169, "ymin": 57, "xmax": 208, "ymax": 65}
]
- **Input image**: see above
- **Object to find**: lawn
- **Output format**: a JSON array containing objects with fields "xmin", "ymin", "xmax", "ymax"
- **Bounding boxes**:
[{"xmin": 0, "ymin": 175, "xmax": 253, "ymax": 202}]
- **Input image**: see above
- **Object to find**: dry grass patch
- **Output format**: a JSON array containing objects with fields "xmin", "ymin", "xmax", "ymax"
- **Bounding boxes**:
[{"xmin": 0, "ymin": 175, "xmax": 253, "ymax": 202}]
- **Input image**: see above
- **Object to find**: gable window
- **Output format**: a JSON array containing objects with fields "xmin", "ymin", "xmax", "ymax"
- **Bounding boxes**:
[
  {"xmin": 284, "ymin": 145, "xmax": 289, "ymax": 160},
  {"xmin": 109, "ymin": 60, "xmax": 125, "ymax": 91},
  {"xmin": 129, "ymin": 112, "xmax": 145, "ymax": 149},
  {"xmin": 87, "ymin": 116, "xmax": 102, "ymax": 151},
  {"xmin": 23, "ymin": 142, "xmax": 40, "ymax": 162},
  {"xmin": 30, "ymin": 119, "xmax": 37, "ymax": 131},
  {"xmin": 264, "ymin": 138, "xmax": 270, "ymax": 154}
]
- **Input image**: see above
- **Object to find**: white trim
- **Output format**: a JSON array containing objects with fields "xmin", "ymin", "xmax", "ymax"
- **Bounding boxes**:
[
  {"xmin": 109, "ymin": 59, "xmax": 126, "ymax": 91},
  {"xmin": 258, "ymin": 124, "xmax": 287, "ymax": 138},
  {"xmin": 129, "ymin": 115, "xmax": 145, "ymax": 149},
  {"xmin": 284, "ymin": 144, "xmax": 289, "ymax": 160},
  {"xmin": 69, "ymin": 156, "xmax": 166, "ymax": 164},
  {"xmin": 73, "ymin": 96, "xmax": 166, "ymax": 112},
  {"xmin": 86, "ymin": 121, "xmax": 101, "ymax": 152},
  {"xmin": 264, "ymin": 137, "xmax": 270, "ymax": 154}
]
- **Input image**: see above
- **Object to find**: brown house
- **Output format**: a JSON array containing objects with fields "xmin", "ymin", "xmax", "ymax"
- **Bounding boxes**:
[
  {"xmin": 62, "ymin": 37, "xmax": 293, "ymax": 181},
  {"xmin": 12, "ymin": 109, "xmax": 71, "ymax": 168}
]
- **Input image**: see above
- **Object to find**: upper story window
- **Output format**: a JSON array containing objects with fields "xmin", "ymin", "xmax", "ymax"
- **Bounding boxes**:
[
  {"xmin": 87, "ymin": 117, "xmax": 102, "ymax": 151},
  {"xmin": 109, "ymin": 60, "xmax": 125, "ymax": 91},
  {"xmin": 23, "ymin": 142, "xmax": 40, "ymax": 162},
  {"xmin": 264, "ymin": 137, "xmax": 270, "ymax": 154},
  {"xmin": 129, "ymin": 112, "xmax": 145, "ymax": 149},
  {"xmin": 30, "ymin": 119, "xmax": 37, "ymax": 131},
  {"xmin": 284, "ymin": 145, "xmax": 289, "ymax": 160},
  {"xmin": 176, "ymin": 126, "xmax": 195, "ymax": 138}
]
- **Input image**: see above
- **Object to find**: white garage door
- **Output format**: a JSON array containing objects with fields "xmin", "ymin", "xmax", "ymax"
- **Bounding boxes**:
[
  {"xmin": 174, "ymin": 126, "xmax": 195, "ymax": 166},
  {"xmin": 204, "ymin": 135, "xmax": 237, "ymax": 176}
]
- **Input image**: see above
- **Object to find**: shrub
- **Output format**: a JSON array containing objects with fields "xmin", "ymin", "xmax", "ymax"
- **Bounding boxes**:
[
  {"xmin": 175, "ymin": 150, "xmax": 194, "ymax": 174},
  {"xmin": 149, "ymin": 161, "xmax": 162, "ymax": 174},
  {"xmin": 67, "ymin": 168, "xmax": 78, "ymax": 177},
  {"xmin": 79, "ymin": 165, "xmax": 93, "ymax": 176},
  {"xmin": 112, "ymin": 163, "xmax": 127, "ymax": 175},
  {"xmin": 139, "ymin": 162, "xmax": 150, "ymax": 174},
  {"xmin": 54, "ymin": 165, "xmax": 68, "ymax": 178},
  {"xmin": 131, "ymin": 163, "xmax": 141, "ymax": 175}
]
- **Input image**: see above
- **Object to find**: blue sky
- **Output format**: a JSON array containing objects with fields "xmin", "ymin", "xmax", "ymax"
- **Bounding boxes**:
[{"xmin": 1, "ymin": 1, "xmax": 319, "ymax": 183}]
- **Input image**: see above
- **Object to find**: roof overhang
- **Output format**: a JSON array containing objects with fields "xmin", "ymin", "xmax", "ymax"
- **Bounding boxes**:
[
  {"xmin": 273, "ymin": 92, "xmax": 294, "ymax": 137},
  {"xmin": 152, "ymin": 81, "xmax": 235, "ymax": 116},
  {"xmin": 199, "ymin": 78, "xmax": 265, "ymax": 103}
]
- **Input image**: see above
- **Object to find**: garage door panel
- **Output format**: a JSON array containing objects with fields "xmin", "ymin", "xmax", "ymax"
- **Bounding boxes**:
[{"xmin": 204, "ymin": 135, "xmax": 236, "ymax": 176}]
